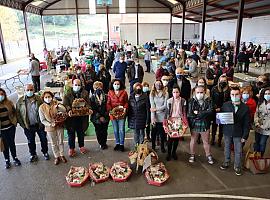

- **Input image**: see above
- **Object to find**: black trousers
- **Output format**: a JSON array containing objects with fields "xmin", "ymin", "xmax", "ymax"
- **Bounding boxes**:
[
  {"xmin": 31, "ymin": 76, "xmax": 40, "ymax": 92},
  {"xmin": 146, "ymin": 122, "xmax": 151, "ymax": 140},
  {"xmin": 24, "ymin": 125, "xmax": 48, "ymax": 156},
  {"xmin": 167, "ymin": 138, "xmax": 179, "ymax": 156},
  {"xmin": 93, "ymin": 122, "xmax": 109, "ymax": 147},
  {"xmin": 67, "ymin": 129, "xmax": 85, "ymax": 149},
  {"xmin": 151, "ymin": 122, "xmax": 165, "ymax": 150},
  {"xmin": 145, "ymin": 60, "xmax": 151, "ymax": 72},
  {"xmin": 1, "ymin": 126, "xmax": 17, "ymax": 161}
]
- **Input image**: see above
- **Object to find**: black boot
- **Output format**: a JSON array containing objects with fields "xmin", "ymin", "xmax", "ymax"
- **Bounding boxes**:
[
  {"xmin": 172, "ymin": 140, "xmax": 179, "ymax": 160},
  {"xmin": 5, "ymin": 160, "xmax": 11, "ymax": 169}
]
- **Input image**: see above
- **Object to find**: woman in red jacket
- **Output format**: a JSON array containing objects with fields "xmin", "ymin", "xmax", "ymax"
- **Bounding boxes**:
[
  {"xmin": 241, "ymin": 86, "xmax": 256, "ymax": 124},
  {"xmin": 107, "ymin": 79, "xmax": 128, "ymax": 152}
]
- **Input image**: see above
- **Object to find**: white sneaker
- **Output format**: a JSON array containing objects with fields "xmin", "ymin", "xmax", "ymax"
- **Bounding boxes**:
[
  {"xmin": 207, "ymin": 155, "xmax": 214, "ymax": 165},
  {"xmin": 189, "ymin": 155, "xmax": 195, "ymax": 163}
]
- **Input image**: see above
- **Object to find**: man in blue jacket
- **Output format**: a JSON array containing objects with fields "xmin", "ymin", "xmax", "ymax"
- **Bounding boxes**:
[
  {"xmin": 113, "ymin": 56, "xmax": 127, "ymax": 85},
  {"xmin": 219, "ymin": 86, "xmax": 250, "ymax": 176}
]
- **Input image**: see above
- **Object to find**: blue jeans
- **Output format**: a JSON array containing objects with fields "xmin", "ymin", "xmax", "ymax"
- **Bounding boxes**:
[
  {"xmin": 254, "ymin": 132, "xmax": 269, "ymax": 156},
  {"xmin": 224, "ymin": 135, "xmax": 242, "ymax": 168},
  {"xmin": 134, "ymin": 129, "xmax": 145, "ymax": 146},
  {"xmin": 112, "ymin": 119, "xmax": 126, "ymax": 145}
]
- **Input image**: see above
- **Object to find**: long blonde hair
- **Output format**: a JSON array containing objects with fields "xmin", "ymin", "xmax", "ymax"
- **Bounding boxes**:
[{"xmin": 150, "ymin": 80, "xmax": 167, "ymax": 97}]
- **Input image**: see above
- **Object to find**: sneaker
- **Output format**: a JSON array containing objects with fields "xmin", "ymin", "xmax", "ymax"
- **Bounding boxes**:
[
  {"xmin": 189, "ymin": 155, "xmax": 195, "ymax": 163},
  {"xmin": 79, "ymin": 147, "xmax": 87, "ymax": 154},
  {"xmin": 13, "ymin": 158, "xmax": 21, "ymax": 166},
  {"xmin": 43, "ymin": 153, "xmax": 50, "ymax": 160},
  {"xmin": 207, "ymin": 155, "xmax": 214, "ymax": 165},
  {"xmin": 220, "ymin": 162, "xmax": 229, "ymax": 170},
  {"xmin": 119, "ymin": 145, "xmax": 125, "ymax": 152},
  {"xmin": 114, "ymin": 144, "xmax": 120, "ymax": 151},
  {"xmin": 234, "ymin": 167, "xmax": 242, "ymax": 176},
  {"xmin": 5, "ymin": 160, "xmax": 11, "ymax": 169},
  {"xmin": 68, "ymin": 149, "xmax": 76, "ymax": 157},
  {"xmin": 30, "ymin": 155, "xmax": 38, "ymax": 163}
]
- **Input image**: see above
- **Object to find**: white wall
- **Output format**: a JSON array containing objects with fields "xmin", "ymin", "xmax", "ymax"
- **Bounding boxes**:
[
  {"xmin": 120, "ymin": 23, "xmax": 200, "ymax": 45},
  {"xmin": 203, "ymin": 15, "xmax": 270, "ymax": 47}
]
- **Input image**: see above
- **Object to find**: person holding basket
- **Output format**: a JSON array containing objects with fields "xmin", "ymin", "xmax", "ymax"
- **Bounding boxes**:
[{"xmin": 163, "ymin": 86, "xmax": 188, "ymax": 161}]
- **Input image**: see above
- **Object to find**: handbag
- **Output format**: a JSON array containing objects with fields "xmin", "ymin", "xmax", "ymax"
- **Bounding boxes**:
[
  {"xmin": 249, "ymin": 157, "xmax": 270, "ymax": 174},
  {"xmin": 244, "ymin": 148, "xmax": 261, "ymax": 169}
]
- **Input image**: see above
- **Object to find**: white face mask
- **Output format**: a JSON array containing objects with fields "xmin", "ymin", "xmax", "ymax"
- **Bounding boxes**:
[
  {"xmin": 44, "ymin": 97, "xmax": 52, "ymax": 104},
  {"xmin": 162, "ymin": 80, "xmax": 169, "ymax": 87},
  {"xmin": 198, "ymin": 83, "xmax": 204, "ymax": 86},
  {"xmin": 120, "ymin": 60, "xmax": 124, "ymax": 63},
  {"xmin": 196, "ymin": 93, "xmax": 204, "ymax": 100},
  {"xmin": 73, "ymin": 85, "xmax": 81, "ymax": 92},
  {"xmin": 77, "ymin": 70, "xmax": 81, "ymax": 74}
]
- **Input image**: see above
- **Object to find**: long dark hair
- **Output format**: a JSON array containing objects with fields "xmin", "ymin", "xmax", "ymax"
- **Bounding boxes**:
[
  {"xmin": 258, "ymin": 87, "xmax": 270, "ymax": 106},
  {"xmin": 0, "ymin": 88, "xmax": 7, "ymax": 100},
  {"xmin": 109, "ymin": 79, "xmax": 126, "ymax": 91}
]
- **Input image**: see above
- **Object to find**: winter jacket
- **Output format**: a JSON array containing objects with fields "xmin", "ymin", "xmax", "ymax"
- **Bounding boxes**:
[
  {"xmin": 16, "ymin": 95, "xmax": 43, "ymax": 129},
  {"xmin": 221, "ymin": 101, "xmax": 250, "ymax": 139},
  {"xmin": 63, "ymin": 89, "xmax": 90, "ymax": 133},
  {"xmin": 243, "ymin": 97, "xmax": 257, "ymax": 123},
  {"xmin": 169, "ymin": 76, "xmax": 191, "ymax": 101},
  {"xmin": 97, "ymin": 69, "xmax": 111, "ymax": 94},
  {"xmin": 106, "ymin": 90, "xmax": 128, "ymax": 120},
  {"xmin": 187, "ymin": 96, "xmax": 213, "ymax": 131},
  {"xmin": 254, "ymin": 102, "xmax": 270, "ymax": 136},
  {"xmin": 128, "ymin": 93, "xmax": 150, "ymax": 129},
  {"xmin": 90, "ymin": 92, "xmax": 109, "ymax": 125},
  {"xmin": 211, "ymin": 84, "xmax": 231, "ymax": 110},
  {"xmin": 127, "ymin": 64, "xmax": 144, "ymax": 83}
]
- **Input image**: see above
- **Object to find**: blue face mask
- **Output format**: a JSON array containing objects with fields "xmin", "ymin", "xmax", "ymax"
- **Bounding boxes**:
[
  {"xmin": 176, "ymin": 74, "xmax": 182, "ymax": 79},
  {"xmin": 26, "ymin": 91, "xmax": 34, "ymax": 97},
  {"xmin": 242, "ymin": 94, "xmax": 249, "ymax": 101},
  {"xmin": 231, "ymin": 96, "xmax": 241, "ymax": 103},
  {"xmin": 143, "ymin": 86, "xmax": 149, "ymax": 93},
  {"xmin": 113, "ymin": 84, "xmax": 120, "ymax": 91},
  {"xmin": 0, "ymin": 95, "xmax": 5, "ymax": 102},
  {"xmin": 264, "ymin": 94, "xmax": 270, "ymax": 101}
]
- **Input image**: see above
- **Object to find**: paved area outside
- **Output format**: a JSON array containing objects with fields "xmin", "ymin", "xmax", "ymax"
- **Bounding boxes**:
[{"xmin": 0, "ymin": 57, "xmax": 270, "ymax": 200}]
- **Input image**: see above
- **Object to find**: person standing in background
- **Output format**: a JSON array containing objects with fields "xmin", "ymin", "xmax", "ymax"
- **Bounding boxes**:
[{"xmin": 29, "ymin": 53, "xmax": 40, "ymax": 92}]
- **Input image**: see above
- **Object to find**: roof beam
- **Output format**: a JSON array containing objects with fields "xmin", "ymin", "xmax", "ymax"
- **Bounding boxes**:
[
  {"xmin": 172, "ymin": 14, "xmax": 201, "ymax": 23},
  {"xmin": 153, "ymin": 0, "xmax": 172, "ymax": 9},
  {"xmin": 209, "ymin": 3, "xmax": 252, "ymax": 18},
  {"xmin": 41, "ymin": 0, "xmax": 62, "ymax": 14},
  {"xmin": 186, "ymin": 10, "xmax": 221, "ymax": 21}
]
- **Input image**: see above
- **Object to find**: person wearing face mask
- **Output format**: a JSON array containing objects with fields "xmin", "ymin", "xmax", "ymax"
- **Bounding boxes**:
[
  {"xmin": 193, "ymin": 77, "xmax": 210, "ymax": 97},
  {"xmin": 169, "ymin": 68, "xmax": 191, "ymax": 101},
  {"xmin": 90, "ymin": 81, "xmax": 109, "ymax": 150},
  {"xmin": 63, "ymin": 79, "xmax": 91, "ymax": 157},
  {"xmin": 97, "ymin": 64, "xmax": 111, "ymax": 94},
  {"xmin": 211, "ymin": 75, "xmax": 231, "ymax": 146},
  {"xmin": 72, "ymin": 66, "xmax": 86, "ymax": 88},
  {"xmin": 222, "ymin": 61, "xmax": 234, "ymax": 82},
  {"xmin": 252, "ymin": 75, "xmax": 270, "ymax": 103},
  {"xmin": 150, "ymin": 80, "xmax": 169, "ymax": 152},
  {"xmin": 29, "ymin": 53, "xmax": 41, "ymax": 92},
  {"xmin": 164, "ymin": 86, "xmax": 188, "ymax": 161},
  {"xmin": 155, "ymin": 62, "xmax": 169, "ymax": 81},
  {"xmin": 253, "ymin": 88, "xmax": 270, "ymax": 157},
  {"xmin": 93, "ymin": 56, "xmax": 101, "ymax": 73},
  {"xmin": 127, "ymin": 59, "xmax": 144, "ymax": 94},
  {"xmin": 241, "ymin": 86, "xmax": 257, "ymax": 125},
  {"xmin": 16, "ymin": 84, "xmax": 49, "ymax": 163},
  {"xmin": 188, "ymin": 86, "xmax": 214, "ymax": 164},
  {"xmin": 142, "ymin": 82, "xmax": 151, "ymax": 141},
  {"xmin": 0, "ymin": 88, "xmax": 21, "ymax": 169},
  {"xmin": 220, "ymin": 87, "xmax": 250, "ymax": 176},
  {"xmin": 205, "ymin": 61, "xmax": 216, "ymax": 91},
  {"xmin": 113, "ymin": 56, "xmax": 127, "ymax": 85},
  {"xmin": 128, "ymin": 83, "xmax": 150, "ymax": 146},
  {"xmin": 84, "ymin": 64, "xmax": 97, "ymax": 94},
  {"xmin": 107, "ymin": 79, "xmax": 128, "ymax": 152},
  {"xmin": 39, "ymin": 91, "xmax": 67, "ymax": 165}
]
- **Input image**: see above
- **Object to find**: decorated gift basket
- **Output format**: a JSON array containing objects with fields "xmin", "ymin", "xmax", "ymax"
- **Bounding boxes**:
[
  {"xmin": 163, "ymin": 117, "xmax": 184, "ymax": 138},
  {"xmin": 110, "ymin": 161, "xmax": 132, "ymax": 182},
  {"xmin": 110, "ymin": 105, "xmax": 126, "ymax": 119},
  {"xmin": 89, "ymin": 162, "xmax": 110, "ymax": 183},
  {"xmin": 66, "ymin": 166, "xmax": 89, "ymax": 187},
  {"xmin": 70, "ymin": 98, "xmax": 93, "ymax": 117},
  {"xmin": 144, "ymin": 162, "xmax": 170, "ymax": 187},
  {"xmin": 49, "ymin": 103, "xmax": 68, "ymax": 126}
]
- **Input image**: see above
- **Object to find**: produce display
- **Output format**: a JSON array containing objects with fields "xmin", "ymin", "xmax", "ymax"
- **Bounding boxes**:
[
  {"xmin": 89, "ymin": 163, "xmax": 110, "ymax": 183},
  {"xmin": 110, "ymin": 162, "xmax": 132, "ymax": 182},
  {"xmin": 110, "ymin": 106, "xmax": 126, "ymax": 119},
  {"xmin": 70, "ymin": 98, "xmax": 93, "ymax": 116},
  {"xmin": 145, "ymin": 162, "xmax": 169, "ymax": 186},
  {"xmin": 66, "ymin": 166, "xmax": 89, "ymax": 187},
  {"xmin": 163, "ymin": 117, "xmax": 183, "ymax": 138}
]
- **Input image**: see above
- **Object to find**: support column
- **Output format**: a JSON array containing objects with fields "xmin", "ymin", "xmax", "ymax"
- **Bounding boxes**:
[
  {"xmin": 0, "ymin": 22, "xmax": 7, "ymax": 64},
  {"xmin": 40, "ymin": 14, "xmax": 47, "ymax": 49},
  {"xmin": 75, "ymin": 0, "xmax": 80, "ymax": 47},
  {"xmin": 233, "ymin": 0, "xmax": 245, "ymax": 67},
  {"xmin": 169, "ymin": 10, "xmax": 172, "ymax": 41},
  {"xmin": 136, "ymin": 0, "xmax": 139, "ymax": 45},
  {"xmin": 106, "ymin": 6, "xmax": 110, "ymax": 46},
  {"xmin": 23, "ymin": 11, "xmax": 31, "ymax": 55},
  {"xmin": 181, "ymin": 3, "xmax": 186, "ymax": 49},
  {"xmin": 200, "ymin": 0, "xmax": 207, "ymax": 51}
]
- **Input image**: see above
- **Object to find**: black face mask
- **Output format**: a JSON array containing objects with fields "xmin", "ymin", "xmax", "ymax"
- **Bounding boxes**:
[
  {"xmin": 257, "ymin": 81, "xmax": 264, "ymax": 87},
  {"xmin": 219, "ymin": 82, "xmax": 227, "ymax": 88},
  {"xmin": 95, "ymin": 89, "xmax": 102, "ymax": 96},
  {"xmin": 135, "ymin": 89, "xmax": 142, "ymax": 95}
]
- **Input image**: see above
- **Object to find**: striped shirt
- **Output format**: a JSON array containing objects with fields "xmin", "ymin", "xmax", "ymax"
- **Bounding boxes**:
[{"xmin": 0, "ymin": 105, "xmax": 12, "ymax": 130}]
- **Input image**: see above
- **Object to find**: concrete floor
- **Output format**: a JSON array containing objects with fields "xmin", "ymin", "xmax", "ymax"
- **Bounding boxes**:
[{"xmin": 1, "ymin": 58, "xmax": 270, "ymax": 200}]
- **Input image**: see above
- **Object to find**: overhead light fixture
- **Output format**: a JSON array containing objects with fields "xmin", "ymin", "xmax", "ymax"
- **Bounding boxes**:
[
  {"xmin": 89, "ymin": 0, "xmax": 96, "ymax": 15},
  {"xmin": 119, "ymin": 0, "xmax": 126, "ymax": 14},
  {"xmin": 167, "ymin": 0, "xmax": 178, "ymax": 4}
]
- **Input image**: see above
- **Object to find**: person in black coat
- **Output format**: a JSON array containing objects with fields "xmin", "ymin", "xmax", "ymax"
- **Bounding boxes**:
[
  {"xmin": 142, "ymin": 81, "xmax": 151, "ymax": 141},
  {"xmin": 128, "ymin": 83, "xmax": 150, "ymax": 146},
  {"xmin": 127, "ymin": 58, "xmax": 144, "ymax": 94},
  {"xmin": 90, "ymin": 81, "xmax": 110, "ymax": 150},
  {"xmin": 220, "ymin": 87, "xmax": 250, "ymax": 176},
  {"xmin": 97, "ymin": 64, "xmax": 111, "ymax": 94},
  {"xmin": 169, "ymin": 67, "xmax": 191, "ymax": 101}
]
